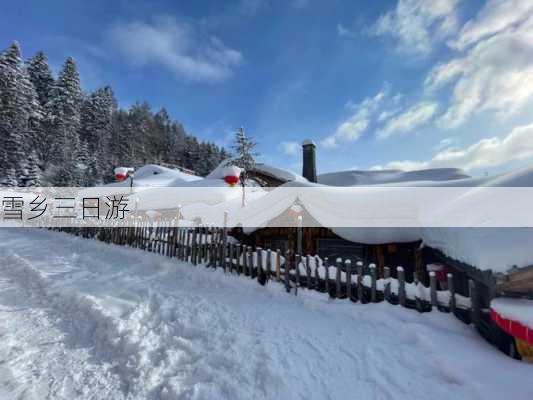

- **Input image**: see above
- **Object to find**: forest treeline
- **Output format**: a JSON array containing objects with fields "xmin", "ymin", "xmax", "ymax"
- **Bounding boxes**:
[{"xmin": 0, "ymin": 41, "xmax": 228, "ymax": 186}]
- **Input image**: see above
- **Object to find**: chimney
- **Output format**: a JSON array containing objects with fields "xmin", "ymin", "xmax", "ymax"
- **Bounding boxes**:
[{"xmin": 302, "ymin": 139, "xmax": 317, "ymax": 183}]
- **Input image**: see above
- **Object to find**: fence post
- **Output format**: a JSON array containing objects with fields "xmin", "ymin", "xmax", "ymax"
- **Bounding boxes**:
[
  {"xmin": 257, "ymin": 247, "xmax": 263, "ymax": 282},
  {"xmin": 414, "ymin": 271, "xmax": 422, "ymax": 312},
  {"xmin": 295, "ymin": 254, "xmax": 301, "ymax": 289},
  {"xmin": 324, "ymin": 257, "xmax": 330, "ymax": 295},
  {"xmin": 384, "ymin": 266, "xmax": 391, "ymax": 302},
  {"xmin": 228, "ymin": 243, "xmax": 235, "ymax": 273},
  {"xmin": 335, "ymin": 258, "xmax": 342, "ymax": 298},
  {"xmin": 306, "ymin": 255, "xmax": 312, "ymax": 289},
  {"xmin": 284, "ymin": 250, "xmax": 291, "ymax": 293},
  {"xmin": 313, "ymin": 256, "xmax": 320, "ymax": 291},
  {"xmin": 192, "ymin": 227, "xmax": 198, "ymax": 266},
  {"xmin": 236, "ymin": 244, "xmax": 242, "ymax": 274},
  {"xmin": 370, "ymin": 263, "xmax": 377, "ymax": 303},
  {"xmin": 357, "ymin": 261, "xmax": 364, "ymax": 303},
  {"xmin": 345, "ymin": 260, "xmax": 352, "ymax": 301},
  {"xmin": 469, "ymin": 279, "xmax": 480, "ymax": 329},
  {"xmin": 398, "ymin": 266, "xmax": 406, "ymax": 307},
  {"xmin": 447, "ymin": 273, "xmax": 456, "ymax": 313},
  {"xmin": 242, "ymin": 244, "xmax": 248, "ymax": 275},
  {"xmin": 430, "ymin": 271, "xmax": 438, "ymax": 309},
  {"xmin": 222, "ymin": 211, "xmax": 228, "ymax": 271},
  {"xmin": 275, "ymin": 250, "xmax": 281, "ymax": 282},
  {"xmin": 266, "ymin": 249, "xmax": 272, "ymax": 280},
  {"xmin": 248, "ymin": 246, "xmax": 254, "ymax": 279}
]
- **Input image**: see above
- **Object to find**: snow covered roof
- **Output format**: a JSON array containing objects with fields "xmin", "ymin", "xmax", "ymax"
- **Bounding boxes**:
[
  {"xmin": 82, "ymin": 161, "xmax": 533, "ymax": 273},
  {"xmin": 107, "ymin": 164, "xmax": 202, "ymax": 188},
  {"xmin": 252, "ymin": 163, "xmax": 307, "ymax": 183}
]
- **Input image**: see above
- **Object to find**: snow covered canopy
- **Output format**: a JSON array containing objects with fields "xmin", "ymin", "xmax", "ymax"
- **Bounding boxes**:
[{"xmin": 77, "ymin": 162, "xmax": 533, "ymax": 273}]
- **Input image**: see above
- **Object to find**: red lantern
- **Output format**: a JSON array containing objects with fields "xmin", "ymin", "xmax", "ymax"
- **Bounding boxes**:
[
  {"xmin": 222, "ymin": 165, "xmax": 241, "ymax": 187},
  {"xmin": 114, "ymin": 167, "xmax": 133, "ymax": 182},
  {"xmin": 224, "ymin": 174, "xmax": 239, "ymax": 186},
  {"xmin": 115, "ymin": 172, "xmax": 127, "ymax": 181}
]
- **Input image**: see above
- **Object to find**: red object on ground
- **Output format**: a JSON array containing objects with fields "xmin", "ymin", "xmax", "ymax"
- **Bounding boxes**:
[
  {"xmin": 224, "ymin": 175, "xmax": 239, "ymax": 186},
  {"xmin": 490, "ymin": 308, "xmax": 533, "ymax": 345}
]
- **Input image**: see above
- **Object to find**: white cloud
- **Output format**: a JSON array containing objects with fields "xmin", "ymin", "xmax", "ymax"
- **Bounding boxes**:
[
  {"xmin": 450, "ymin": 0, "xmax": 533, "ymax": 50},
  {"xmin": 337, "ymin": 23, "xmax": 357, "ymax": 38},
  {"xmin": 321, "ymin": 87, "xmax": 389, "ymax": 148},
  {"xmin": 427, "ymin": 15, "xmax": 533, "ymax": 128},
  {"xmin": 280, "ymin": 141, "xmax": 300, "ymax": 156},
  {"xmin": 371, "ymin": 0, "xmax": 460, "ymax": 56},
  {"xmin": 373, "ymin": 123, "xmax": 533, "ymax": 171},
  {"xmin": 377, "ymin": 101, "xmax": 438, "ymax": 138},
  {"xmin": 109, "ymin": 16, "xmax": 242, "ymax": 82}
]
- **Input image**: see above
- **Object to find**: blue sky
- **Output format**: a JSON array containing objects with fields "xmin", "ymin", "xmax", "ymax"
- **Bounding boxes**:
[{"xmin": 3, "ymin": 0, "xmax": 533, "ymax": 176}]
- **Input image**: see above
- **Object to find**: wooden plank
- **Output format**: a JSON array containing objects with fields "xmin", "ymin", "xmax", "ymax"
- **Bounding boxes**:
[
  {"xmin": 398, "ymin": 266, "xmax": 406, "ymax": 307},
  {"xmin": 345, "ymin": 260, "xmax": 352, "ymax": 301},
  {"xmin": 370, "ymin": 263, "xmax": 377, "ymax": 303}
]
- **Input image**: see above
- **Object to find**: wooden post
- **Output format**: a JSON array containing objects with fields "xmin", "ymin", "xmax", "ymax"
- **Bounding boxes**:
[
  {"xmin": 370, "ymin": 263, "xmax": 377, "ymax": 303},
  {"xmin": 357, "ymin": 261, "xmax": 364, "ymax": 303},
  {"xmin": 236, "ymin": 244, "xmax": 242, "ymax": 275},
  {"xmin": 414, "ymin": 271, "xmax": 422, "ymax": 312},
  {"xmin": 248, "ymin": 246, "xmax": 254, "ymax": 279},
  {"xmin": 242, "ymin": 244, "xmax": 248, "ymax": 275},
  {"xmin": 295, "ymin": 254, "xmax": 301, "ymax": 289},
  {"xmin": 275, "ymin": 250, "xmax": 281, "ymax": 282},
  {"xmin": 266, "ymin": 249, "xmax": 272, "ymax": 280},
  {"xmin": 306, "ymin": 255, "xmax": 312, "ymax": 289},
  {"xmin": 335, "ymin": 258, "xmax": 342, "ymax": 298},
  {"xmin": 257, "ymin": 247, "xmax": 263, "ymax": 281},
  {"xmin": 398, "ymin": 266, "xmax": 406, "ymax": 307},
  {"xmin": 430, "ymin": 271, "xmax": 438, "ymax": 309},
  {"xmin": 324, "ymin": 257, "xmax": 330, "ymax": 294},
  {"xmin": 384, "ymin": 266, "xmax": 391, "ymax": 302},
  {"xmin": 284, "ymin": 250, "xmax": 291, "ymax": 293},
  {"xmin": 469, "ymin": 279, "xmax": 480, "ymax": 329},
  {"xmin": 297, "ymin": 215, "xmax": 303, "ymax": 257},
  {"xmin": 222, "ymin": 211, "xmax": 228, "ymax": 270},
  {"xmin": 193, "ymin": 228, "xmax": 199, "ymax": 265},
  {"xmin": 313, "ymin": 256, "xmax": 320, "ymax": 291},
  {"xmin": 345, "ymin": 260, "xmax": 352, "ymax": 301},
  {"xmin": 228, "ymin": 243, "xmax": 234, "ymax": 273},
  {"xmin": 447, "ymin": 273, "xmax": 456, "ymax": 313}
]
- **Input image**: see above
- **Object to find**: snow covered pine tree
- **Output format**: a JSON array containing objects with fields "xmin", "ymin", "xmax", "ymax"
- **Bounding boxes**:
[
  {"xmin": 0, "ymin": 42, "xmax": 41, "ymax": 186},
  {"xmin": 230, "ymin": 127, "xmax": 258, "ymax": 207}
]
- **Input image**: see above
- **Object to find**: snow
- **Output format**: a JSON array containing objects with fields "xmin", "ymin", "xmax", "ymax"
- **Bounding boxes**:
[
  {"xmin": 107, "ymin": 164, "xmax": 202, "ymax": 188},
  {"xmin": 1, "ymin": 229, "xmax": 532, "ymax": 399},
  {"xmin": 208, "ymin": 159, "xmax": 307, "ymax": 183},
  {"xmin": 317, "ymin": 168, "xmax": 470, "ymax": 186},
  {"xmin": 253, "ymin": 163, "xmax": 307, "ymax": 183},
  {"xmin": 491, "ymin": 298, "xmax": 533, "ymax": 331}
]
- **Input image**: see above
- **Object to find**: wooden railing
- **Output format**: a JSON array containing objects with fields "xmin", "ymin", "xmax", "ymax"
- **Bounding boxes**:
[{"xmin": 51, "ymin": 218, "xmax": 480, "ymax": 327}]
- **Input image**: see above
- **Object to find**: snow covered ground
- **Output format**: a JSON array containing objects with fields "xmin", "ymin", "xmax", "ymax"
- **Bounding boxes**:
[{"xmin": 0, "ymin": 229, "xmax": 532, "ymax": 400}]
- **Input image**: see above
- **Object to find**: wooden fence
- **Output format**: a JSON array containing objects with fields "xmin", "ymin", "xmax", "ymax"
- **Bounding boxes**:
[{"xmin": 52, "ymin": 218, "xmax": 479, "ymax": 327}]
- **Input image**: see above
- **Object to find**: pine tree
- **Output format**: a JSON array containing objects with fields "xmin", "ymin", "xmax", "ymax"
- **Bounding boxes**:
[
  {"xmin": 230, "ymin": 127, "xmax": 258, "ymax": 206},
  {"xmin": 47, "ymin": 57, "xmax": 83, "ymax": 186},
  {"xmin": 26, "ymin": 51, "xmax": 54, "ymax": 107},
  {"xmin": 80, "ymin": 86, "xmax": 117, "ymax": 182},
  {"xmin": 0, "ymin": 42, "xmax": 41, "ymax": 185},
  {"xmin": 1, "ymin": 168, "xmax": 17, "ymax": 187},
  {"xmin": 22, "ymin": 151, "xmax": 41, "ymax": 186},
  {"xmin": 1, "ymin": 42, "xmax": 229, "ymax": 185},
  {"xmin": 26, "ymin": 51, "xmax": 54, "ymax": 166}
]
